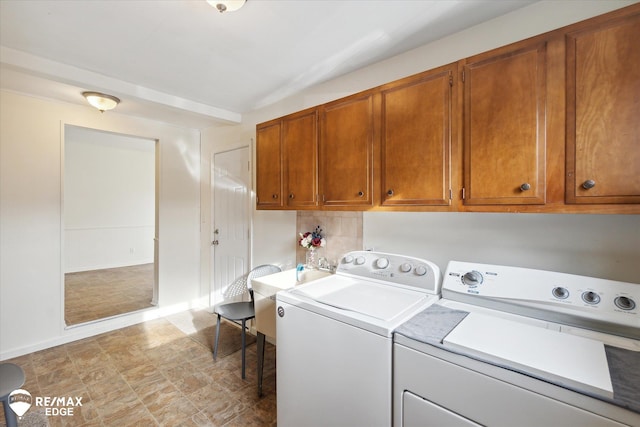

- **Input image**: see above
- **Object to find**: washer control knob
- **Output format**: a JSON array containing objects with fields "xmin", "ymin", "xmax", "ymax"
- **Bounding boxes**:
[
  {"xmin": 355, "ymin": 256, "xmax": 366, "ymax": 265},
  {"xmin": 343, "ymin": 255, "xmax": 354, "ymax": 264},
  {"xmin": 400, "ymin": 263, "xmax": 412, "ymax": 273},
  {"xmin": 462, "ymin": 271, "xmax": 483, "ymax": 286},
  {"xmin": 375, "ymin": 258, "xmax": 390, "ymax": 269},
  {"xmin": 581, "ymin": 291, "xmax": 601, "ymax": 305},
  {"xmin": 414, "ymin": 266, "xmax": 427, "ymax": 276}
]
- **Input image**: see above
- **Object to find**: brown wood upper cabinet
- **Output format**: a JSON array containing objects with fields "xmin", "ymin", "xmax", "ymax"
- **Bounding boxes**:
[
  {"xmin": 319, "ymin": 91, "xmax": 378, "ymax": 207},
  {"xmin": 256, "ymin": 108, "xmax": 318, "ymax": 209},
  {"xmin": 565, "ymin": 10, "xmax": 640, "ymax": 204},
  {"xmin": 256, "ymin": 120, "xmax": 283, "ymax": 208},
  {"xmin": 256, "ymin": 5, "xmax": 639, "ymax": 213},
  {"xmin": 380, "ymin": 65, "xmax": 454, "ymax": 206},
  {"xmin": 283, "ymin": 108, "xmax": 318, "ymax": 208},
  {"xmin": 462, "ymin": 41, "xmax": 547, "ymax": 206}
]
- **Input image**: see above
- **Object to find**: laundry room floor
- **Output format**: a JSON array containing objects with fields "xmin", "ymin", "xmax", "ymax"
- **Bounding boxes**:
[{"xmin": 1, "ymin": 314, "xmax": 277, "ymax": 426}]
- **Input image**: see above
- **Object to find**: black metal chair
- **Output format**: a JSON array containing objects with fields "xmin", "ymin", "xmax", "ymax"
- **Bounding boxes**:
[{"xmin": 213, "ymin": 264, "xmax": 281, "ymax": 379}]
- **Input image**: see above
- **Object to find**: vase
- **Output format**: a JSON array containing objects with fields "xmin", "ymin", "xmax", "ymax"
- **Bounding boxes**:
[{"xmin": 305, "ymin": 248, "xmax": 317, "ymax": 269}]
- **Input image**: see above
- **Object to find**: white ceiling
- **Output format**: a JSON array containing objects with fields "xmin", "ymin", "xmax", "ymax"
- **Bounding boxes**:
[{"xmin": 0, "ymin": 0, "xmax": 537, "ymax": 129}]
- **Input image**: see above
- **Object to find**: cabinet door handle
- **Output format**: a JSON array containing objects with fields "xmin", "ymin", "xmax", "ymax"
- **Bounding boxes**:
[
  {"xmin": 357, "ymin": 191, "xmax": 364, "ymax": 197},
  {"xmin": 387, "ymin": 189, "xmax": 394, "ymax": 196},
  {"xmin": 582, "ymin": 179, "xmax": 596, "ymax": 190},
  {"xmin": 520, "ymin": 183, "xmax": 531, "ymax": 191},
  {"xmin": 289, "ymin": 193, "xmax": 295, "ymax": 199},
  {"xmin": 272, "ymin": 194, "xmax": 279, "ymax": 199}
]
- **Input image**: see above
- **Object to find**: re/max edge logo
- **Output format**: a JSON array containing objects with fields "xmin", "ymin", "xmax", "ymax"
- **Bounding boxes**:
[{"xmin": 35, "ymin": 396, "xmax": 83, "ymax": 416}]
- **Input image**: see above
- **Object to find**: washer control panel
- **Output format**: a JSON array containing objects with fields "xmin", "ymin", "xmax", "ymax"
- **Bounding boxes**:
[
  {"xmin": 443, "ymin": 261, "xmax": 640, "ymax": 339},
  {"xmin": 338, "ymin": 251, "xmax": 441, "ymax": 295}
]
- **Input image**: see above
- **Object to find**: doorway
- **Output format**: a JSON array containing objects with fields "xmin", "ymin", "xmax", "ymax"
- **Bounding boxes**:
[
  {"xmin": 63, "ymin": 125, "xmax": 159, "ymax": 326},
  {"xmin": 211, "ymin": 146, "xmax": 251, "ymax": 306}
]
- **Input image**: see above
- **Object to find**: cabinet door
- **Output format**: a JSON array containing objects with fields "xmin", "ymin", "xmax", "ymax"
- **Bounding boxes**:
[
  {"xmin": 283, "ymin": 109, "xmax": 318, "ymax": 208},
  {"xmin": 463, "ymin": 42, "xmax": 547, "ymax": 205},
  {"xmin": 380, "ymin": 67, "xmax": 453, "ymax": 206},
  {"xmin": 566, "ymin": 11, "xmax": 640, "ymax": 204},
  {"xmin": 319, "ymin": 92, "xmax": 377, "ymax": 207},
  {"xmin": 255, "ymin": 121, "xmax": 282, "ymax": 208}
]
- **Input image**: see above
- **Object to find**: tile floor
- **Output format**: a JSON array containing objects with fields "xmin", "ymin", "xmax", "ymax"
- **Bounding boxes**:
[{"xmin": 1, "ymin": 311, "xmax": 276, "ymax": 427}]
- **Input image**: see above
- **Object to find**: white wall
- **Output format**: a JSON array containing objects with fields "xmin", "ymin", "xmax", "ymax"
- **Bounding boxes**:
[
  {"xmin": 206, "ymin": 1, "xmax": 640, "ymax": 284},
  {"xmin": 364, "ymin": 213, "xmax": 639, "ymax": 283},
  {"xmin": 0, "ymin": 90, "xmax": 201, "ymax": 359},
  {"xmin": 64, "ymin": 126, "xmax": 155, "ymax": 272}
]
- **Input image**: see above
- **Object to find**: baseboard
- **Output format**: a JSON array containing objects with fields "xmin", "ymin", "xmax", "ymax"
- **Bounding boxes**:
[{"xmin": 0, "ymin": 301, "xmax": 208, "ymax": 361}]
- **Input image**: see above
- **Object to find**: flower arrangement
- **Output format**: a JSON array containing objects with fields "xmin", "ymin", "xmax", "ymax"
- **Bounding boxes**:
[{"xmin": 298, "ymin": 225, "xmax": 326, "ymax": 250}]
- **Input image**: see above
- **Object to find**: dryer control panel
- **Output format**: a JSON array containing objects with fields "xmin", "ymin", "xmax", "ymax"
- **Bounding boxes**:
[{"xmin": 443, "ymin": 261, "xmax": 640, "ymax": 340}]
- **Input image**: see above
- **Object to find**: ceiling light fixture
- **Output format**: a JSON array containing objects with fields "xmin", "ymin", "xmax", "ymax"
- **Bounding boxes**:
[
  {"xmin": 82, "ymin": 91, "xmax": 120, "ymax": 112},
  {"xmin": 207, "ymin": 0, "xmax": 246, "ymax": 13}
]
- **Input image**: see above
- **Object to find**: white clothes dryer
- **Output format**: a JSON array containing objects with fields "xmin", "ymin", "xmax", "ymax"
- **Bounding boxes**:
[{"xmin": 394, "ymin": 261, "xmax": 640, "ymax": 427}]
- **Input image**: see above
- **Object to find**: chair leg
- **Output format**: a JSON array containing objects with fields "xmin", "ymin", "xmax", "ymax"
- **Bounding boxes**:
[
  {"xmin": 213, "ymin": 314, "xmax": 221, "ymax": 360},
  {"xmin": 257, "ymin": 332, "xmax": 266, "ymax": 397},
  {"xmin": 240, "ymin": 319, "xmax": 247, "ymax": 379},
  {"xmin": 3, "ymin": 397, "xmax": 19, "ymax": 427}
]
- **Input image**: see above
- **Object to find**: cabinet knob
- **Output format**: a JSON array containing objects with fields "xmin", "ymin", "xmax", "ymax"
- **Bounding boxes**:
[
  {"xmin": 357, "ymin": 191, "xmax": 364, "ymax": 197},
  {"xmin": 289, "ymin": 193, "xmax": 295, "ymax": 199},
  {"xmin": 582, "ymin": 179, "xmax": 596, "ymax": 190},
  {"xmin": 520, "ymin": 183, "xmax": 531, "ymax": 191},
  {"xmin": 387, "ymin": 189, "xmax": 394, "ymax": 196},
  {"xmin": 272, "ymin": 194, "xmax": 279, "ymax": 199}
]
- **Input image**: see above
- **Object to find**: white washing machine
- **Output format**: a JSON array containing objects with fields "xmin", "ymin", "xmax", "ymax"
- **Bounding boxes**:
[
  {"xmin": 276, "ymin": 251, "xmax": 441, "ymax": 427},
  {"xmin": 394, "ymin": 261, "xmax": 640, "ymax": 427}
]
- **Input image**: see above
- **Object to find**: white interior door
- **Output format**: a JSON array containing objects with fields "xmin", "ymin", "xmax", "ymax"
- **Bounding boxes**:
[{"xmin": 211, "ymin": 146, "xmax": 251, "ymax": 306}]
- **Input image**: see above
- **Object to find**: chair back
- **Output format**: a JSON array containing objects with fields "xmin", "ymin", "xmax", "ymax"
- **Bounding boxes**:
[
  {"xmin": 247, "ymin": 264, "xmax": 282, "ymax": 301},
  {"xmin": 221, "ymin": 264, "xmax": 282, "ymax": 303},
  {"xmin": 222, "ymin": 274, "xmax": 249, "ymax": 300}
]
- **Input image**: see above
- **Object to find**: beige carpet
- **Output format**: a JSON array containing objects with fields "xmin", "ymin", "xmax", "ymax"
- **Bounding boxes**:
[{"xmin": 0, "ymin": 407, "xmax": 49, "ymax": 427}]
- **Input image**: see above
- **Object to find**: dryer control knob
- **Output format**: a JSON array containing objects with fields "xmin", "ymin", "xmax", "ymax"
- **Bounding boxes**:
[
  {"xmin": 400, "ymin": 263, "xmax": 412, "ymax": 273},
  {"xmin": 462, "ymin": 271, "xmax": 483, "ymax": 286},
  {"xmin": 376, "ymin": 258, "xmax": 390, "ymax": 269},
  {"xmin": 355, "ymin": 256, "xmax": 366, "ymax": 265},
  {"xmin": 615, "ymin": 296, "xmax": 636, "ymax": 311},
  {"xmin": 581, "ymin": 291, "xmax": 600, "ymax": 305},
  {"xmin": 343, "ymin": 255, "xmax": 354, "ymax": 264}
]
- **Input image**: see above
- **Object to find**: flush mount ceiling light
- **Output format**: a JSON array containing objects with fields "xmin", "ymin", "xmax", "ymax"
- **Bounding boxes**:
[
  {"xmin": 82, "ymin": 91, "xmax": 120, "ymax": 112},
  {"xmin": 207, "ymin": 0, "xmax": 246, "ymax": 13}
]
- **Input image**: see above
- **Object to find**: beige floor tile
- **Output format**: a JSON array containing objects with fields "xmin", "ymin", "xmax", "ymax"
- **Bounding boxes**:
[{"xmin": 1, "ymin": 309, "xmax": 276, "ymax": 427}]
